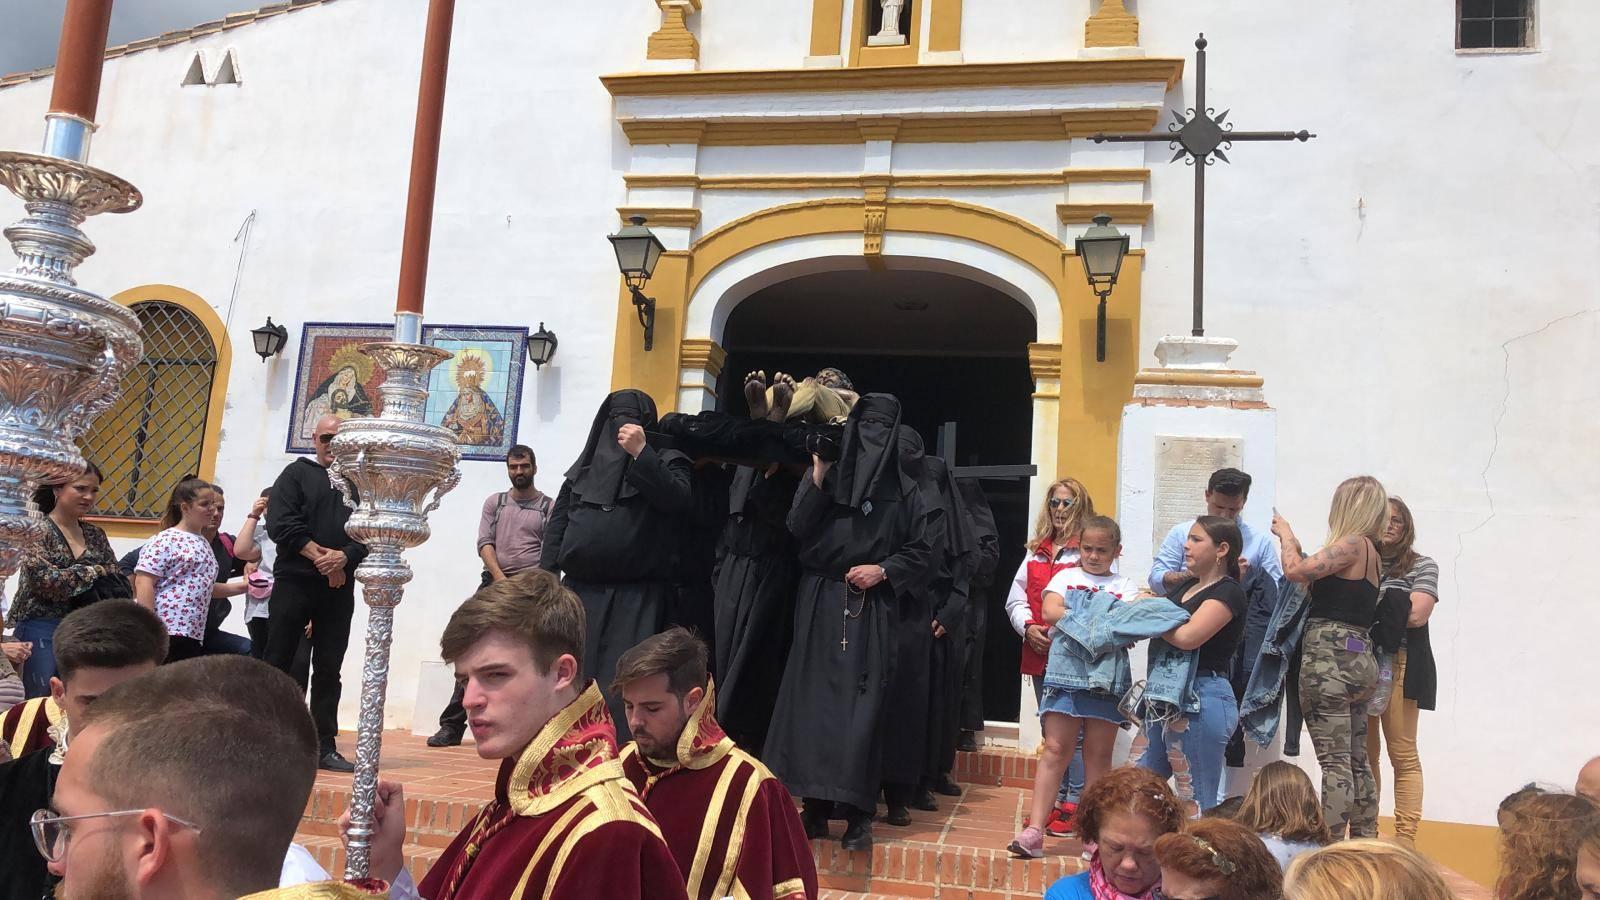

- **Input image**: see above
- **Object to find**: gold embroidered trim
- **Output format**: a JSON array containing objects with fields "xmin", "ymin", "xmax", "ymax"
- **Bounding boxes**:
[
  {"xmin": 507, "ymin": 683, "xmax": 625, "ymax": 817},
  {"xmin": 686, "ymin": 758, "xmax": 748, "ymax": 898},
  {"xmin": 676, "ymin": 678, "xmax": 735, "ymax": 770},
  {"xmin": 506, "ymin": 800, "xmax": 588, "ymax": 900},
  {"xmin": 708, "ymin": 761, "xmax": 765, "ymax": 900},
  {"xmin": 539, "ymin": 781, "xmax": 663, "ymax": 900},
  {"xmin": 772, "ymin": 877, "xmax": 808, "ymax": 899},
  {"xmin": 6, "ymin": 696, "xmax": 59, "ymax": 759}
]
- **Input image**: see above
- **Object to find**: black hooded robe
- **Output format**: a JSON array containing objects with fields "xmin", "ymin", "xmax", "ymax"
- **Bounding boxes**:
[
  {"xmin": 712, "ymin": 465, "xmax": 802, "ymax": 757},
  {"xmin": 922, "ymin": 457, "xmax": 979, "ymax": 779},
  {"xmin": 957, "ymin": 479, "xmax": 1001, "ymax": 734},
  {"xmin": 879, "ymin": 428, "xmax": 947, "ymax": 793},
  {"xmin": 540, "ymin": 389, "xmax": 692, "ymax": 739},
  {"xmin": 763, "ymin": 395, "xmax": 936, "ymax": 813}
]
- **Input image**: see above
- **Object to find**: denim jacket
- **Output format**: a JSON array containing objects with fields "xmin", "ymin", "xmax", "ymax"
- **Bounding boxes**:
[
  {"xmin": 1142, "ymin": 636, "xmax": 1202, "ymax": 719},
  {"xmin": 1045, "ymin": 589, "xmax": 1190, "ymax": 697},
  {"xmin": 1240, "ymin": 581, "xmax": 1313, "ymax": 746}
]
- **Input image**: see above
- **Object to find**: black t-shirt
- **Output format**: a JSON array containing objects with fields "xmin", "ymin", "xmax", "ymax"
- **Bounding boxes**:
[{"xmin": 1167, "ymin": 576, "xmax": 1248, "ymax": 674}]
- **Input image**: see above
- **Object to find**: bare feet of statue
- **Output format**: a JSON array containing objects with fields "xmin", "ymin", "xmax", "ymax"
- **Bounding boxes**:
[
  {"xmin": 768, "ymin": 372, "xmax": 796, "ymax": 423},
  {"xmin": 744, "ymin": 370, "xmax": 769, "ymax": 419}
]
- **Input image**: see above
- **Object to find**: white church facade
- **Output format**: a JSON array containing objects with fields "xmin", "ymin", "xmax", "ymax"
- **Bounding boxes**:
[{"xmin": 2, "ymin": 0, "xmax": 1596, "ymax": 877}]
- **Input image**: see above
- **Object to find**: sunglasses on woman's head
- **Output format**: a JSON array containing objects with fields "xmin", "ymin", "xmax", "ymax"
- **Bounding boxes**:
[{"xmin": 1048, "ymin": 497, "xmax": 1075, "ymax": 509}]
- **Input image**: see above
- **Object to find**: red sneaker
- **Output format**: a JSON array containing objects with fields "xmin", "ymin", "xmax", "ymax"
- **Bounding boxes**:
[{"xmin": 1045, "ymin": 802, "xmax": 1078, "ymax": 838}]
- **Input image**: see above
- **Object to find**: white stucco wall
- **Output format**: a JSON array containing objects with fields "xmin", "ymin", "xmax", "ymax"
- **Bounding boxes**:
[{"xmin": 0, "ymin": 0, "xmax": 1595, "ymax": 830}]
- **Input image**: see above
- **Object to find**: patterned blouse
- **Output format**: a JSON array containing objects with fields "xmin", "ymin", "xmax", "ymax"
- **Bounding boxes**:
[
  {"xmin": 134, "ymin": 528, "xmax": 218, "ymax": 641},
  {"xmin": 5, "ymin": 518, "xmax": 119, "ymax": 627}
]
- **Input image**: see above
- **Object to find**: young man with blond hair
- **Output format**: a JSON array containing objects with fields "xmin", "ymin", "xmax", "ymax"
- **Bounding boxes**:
[
  {"xmin": 615, "ymin": 627, "xmax": 818, "ymax": 900},
  {"xmin": 360, "ymin": 569, "xmax": 686, "ymax": 899}
]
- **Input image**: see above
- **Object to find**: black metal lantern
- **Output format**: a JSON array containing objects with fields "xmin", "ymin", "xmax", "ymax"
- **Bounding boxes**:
[
  {"xmin": 250, "ymin": 317, "xmax": 289, "ymax": 362},
  {"xmin": 607, "ymin": 215, "xmax": 665, "ymax": 351},
  {"xmin": 527, "ymin": 322, "xmax": 558, "ymax": 370},
  {"xmin": 1074, "ymin": 214, "xmax": 1130, "ymax": 363}
]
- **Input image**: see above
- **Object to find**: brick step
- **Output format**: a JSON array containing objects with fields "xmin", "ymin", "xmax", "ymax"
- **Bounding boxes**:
[{"xmin": 300, "ymin": 745, "xmax": 1040, "ymax": 834}]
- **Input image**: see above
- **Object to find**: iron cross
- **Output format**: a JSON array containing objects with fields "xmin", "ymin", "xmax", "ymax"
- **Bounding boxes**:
[{"xmin": 1093, "ymin": 34, "xmax": 1315, "ymax": 338}]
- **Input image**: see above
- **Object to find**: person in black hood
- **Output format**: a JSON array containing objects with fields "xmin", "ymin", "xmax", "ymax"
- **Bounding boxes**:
[
  {"xmin": 539, "ymin": 389, "xmax": 692, "ymax": 739},
  {"xmin": 879, "ymin": 427, "xmax": 948, "ymax": 828},
  {"xmin": 763, "ymin": 394, "xmax": 938, "ymax": 853}
]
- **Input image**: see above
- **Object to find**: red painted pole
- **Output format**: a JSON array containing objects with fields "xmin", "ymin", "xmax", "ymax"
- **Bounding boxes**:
[
  {"xmin": 394, "ymin": 0, "xmax": 456, "ymax": 317},
  {"xmin": 47, "ymin": 0, "xmax": 114, "ymax": 122}
]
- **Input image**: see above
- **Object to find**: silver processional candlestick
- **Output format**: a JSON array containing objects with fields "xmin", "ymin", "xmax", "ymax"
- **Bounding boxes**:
[
  {"xmin": 331, "ymin": 0, "xmax": 463, "ymax": 880},
  {"xmin": 0, "ymin": 0, "xmax": 144, "ymax": 582}
]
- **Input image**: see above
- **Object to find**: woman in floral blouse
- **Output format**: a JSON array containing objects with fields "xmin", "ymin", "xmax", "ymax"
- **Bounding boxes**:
[{"xmin": 5, "ymin": 462, "xmax": 123, "ymax": 698}]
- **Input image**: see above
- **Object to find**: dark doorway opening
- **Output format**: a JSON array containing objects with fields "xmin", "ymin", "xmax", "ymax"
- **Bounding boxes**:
[{"xmin": 717, "ymin": 264, "xmax": 1034, "ymax": 722}]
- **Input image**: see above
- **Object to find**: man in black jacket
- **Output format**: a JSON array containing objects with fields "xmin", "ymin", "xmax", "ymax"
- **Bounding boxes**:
[{"xmin": 266, "ymin": 412, "xmax": 367, "ymax": 772}]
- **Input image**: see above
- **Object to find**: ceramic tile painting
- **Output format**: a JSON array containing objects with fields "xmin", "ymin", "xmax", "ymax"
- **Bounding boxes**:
[
  {"xmin": 421, "ymin": 325, "xmax": 528, "ymax": 461},
  {"xmin": 285, "ymin": 323, "xmax": 392, "ymax": 455}
]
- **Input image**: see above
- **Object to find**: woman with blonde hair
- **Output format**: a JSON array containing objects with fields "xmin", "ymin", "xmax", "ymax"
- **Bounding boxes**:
[
  {"xmin": 1271, "ymin": 475, "xmax": 1387, "ymax": 838},
  {"xmin": 1496, "ymin": 787, "xmax": 1597, "ymax": 900},
  {"xmin": 1282, "ymin": 839, "xmax": 1453, "ymax": 900},
  {"xmin": 1003, "ymin": 476, "xmax": 1095, "ymax": 834},
  {"xmin": 1233, "ymin": 761, "xmax": 1331, "ymax": 870}
]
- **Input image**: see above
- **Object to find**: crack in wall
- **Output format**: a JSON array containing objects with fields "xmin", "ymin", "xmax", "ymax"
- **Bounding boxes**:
[{"xmin": 1447, "ymin": 307, "xmax": 1600, "ymax": 713}]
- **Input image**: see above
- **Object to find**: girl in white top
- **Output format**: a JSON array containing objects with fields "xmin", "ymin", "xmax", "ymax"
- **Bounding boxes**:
[
  {"xmin": 1010, "ymin": 515, "xmax": 1142, "ymax": 858},
  {"xmin": 134, "ymin": 477, "xmax": 221, "ymax": 663}
]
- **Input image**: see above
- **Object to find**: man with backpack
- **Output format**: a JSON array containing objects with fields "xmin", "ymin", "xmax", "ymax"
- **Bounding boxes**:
[{"xmin": 427, "ymin": 444, "xmax": 552, "ymax": 747}]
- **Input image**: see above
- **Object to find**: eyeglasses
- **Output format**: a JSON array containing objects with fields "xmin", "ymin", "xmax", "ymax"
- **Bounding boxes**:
[
  {"xmin": 30, "ymin": 808, "xmax": 202, "ymax": 863},
  {"xmin": 315, "ymin": 433, "xmax": 336, "ymax": 445},
  {"xmin": 1048, "ymin": 497, "xmax": 1075, "ymax": 509}
]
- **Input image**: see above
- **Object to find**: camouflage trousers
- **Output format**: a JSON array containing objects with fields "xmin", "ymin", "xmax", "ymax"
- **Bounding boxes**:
[{"xmin": 1298, "ymin": 619, "xmax": 1380, "ymax": 838}]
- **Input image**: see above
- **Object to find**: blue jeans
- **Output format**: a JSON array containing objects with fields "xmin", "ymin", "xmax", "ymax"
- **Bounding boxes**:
[
  {"xmin": 1033, "ymin": 676, "xmax": 1085, "ymax": 804},
  {"xmin": 1138, "ymin": 674, "xmax": 1240, "ymax": 813},
  {"xmin": 13, "ymin": 617, "xmax": 61, "ymax": 699}
]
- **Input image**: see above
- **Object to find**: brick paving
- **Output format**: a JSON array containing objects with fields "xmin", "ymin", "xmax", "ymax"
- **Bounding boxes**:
[{"xmin": 300, "ymin": 731, "xmax": 1489, "ymax": 899}]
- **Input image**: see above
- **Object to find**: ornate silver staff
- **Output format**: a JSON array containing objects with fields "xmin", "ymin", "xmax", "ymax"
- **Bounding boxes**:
[
  {"xmin": 329, "ymin": 0, "xmax": 462, "ymax": 880},
  {"xmin": 0, "ymin": 0, "xmax": 142, "ymax": 578}
]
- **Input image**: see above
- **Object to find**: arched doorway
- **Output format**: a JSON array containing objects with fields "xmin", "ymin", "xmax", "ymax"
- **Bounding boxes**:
[{"xmin": 718, "ymin": 258, "xmax": 1034, "ymax": 722}]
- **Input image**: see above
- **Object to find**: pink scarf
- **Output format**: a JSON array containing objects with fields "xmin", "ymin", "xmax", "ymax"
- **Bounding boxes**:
[{"xmin": 1086, "ymin": 848, "xmax": 1157, "ymax": 900}]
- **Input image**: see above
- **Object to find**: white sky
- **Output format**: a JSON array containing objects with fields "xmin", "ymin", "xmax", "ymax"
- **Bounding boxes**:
[{"xmin": 0, "ymin": 0, "xmax": 247, "ymax": 75}]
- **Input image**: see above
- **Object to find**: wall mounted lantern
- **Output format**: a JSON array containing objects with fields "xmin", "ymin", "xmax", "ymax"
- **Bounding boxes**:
[
  {"xmin": 1074, "ymin": 214, "xmax": 1130, "ymax": 362},
  {"xmin": 607, "ymin": 215, "xmax": 665, "ymax": 351}
]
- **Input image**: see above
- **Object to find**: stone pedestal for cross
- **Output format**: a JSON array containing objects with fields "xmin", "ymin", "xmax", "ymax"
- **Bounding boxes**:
[{"xmin": 1116, "ymin": 333, "xmax": 1282, "ymax": 799}]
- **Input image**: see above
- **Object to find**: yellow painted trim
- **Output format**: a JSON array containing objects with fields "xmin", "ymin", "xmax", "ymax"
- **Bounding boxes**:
[
  {"xmin": 601, "ymin": 57, "xmax": 1184, "ymax": 95},
  {"xmin": 679, "ymin": 338, "xmax": 727, "ymax": 379},
  {"xmin": 617, "ymin": 206, "xmax": 701, "ymax": 228},
  {"xmin": 849, "ymin": 0, "xmax": 924, "ymax": 68},
  {"xmin": 646, "ymin": 0, "xmax": 701, "ymax": 61},
  {"xmin": 1133, "ymin": 370, "xmax": 1263, "ymax": 388},
  {"xmin": 87, "ymin": 284, "xmax": 231, "ymax": 538},
  {"xmin": 809, "ymin": 0, "xmax": 845, "ymax": 57},
  {"xmin": 619, "ymin": 109, "xmax": 1160, "ymax": 147},
  {"xmin": 1028, "ymin": 343, "xmax": 1063, "ymax": 381},
  {"xmin": 628, "ymin": 168, "xmax": 1151, "ymax": 191},
  {"xmin": 1386, "ymin": 817, "xmax": 1498, "ymax": 888},
  {"xmin": 927, "ymin": 0, "xmax": 962, "ymax": 53},
  {"xmin": 624, "ymin": 174, "xmax": 702, "ymax": 188},
  {"xmin": 1058, "ymin": 202, "xmax": 1153, "ymax": 225},
  {"xmin": 610, "ymin": 197, "xmax": 1139, "ymax": 511},
  {"xmin": 1085, "ymin": 0, "xmax": 1139, "ymax": 49}
]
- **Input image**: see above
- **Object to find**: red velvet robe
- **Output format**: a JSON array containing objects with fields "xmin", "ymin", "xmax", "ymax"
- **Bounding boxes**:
[
  {"xmin": 620, "ymin": 682, "xmax": 818, "ymax": 900},
  {"xmin": 417, "ymin": 682, "xmax": 686, "ymax": 900},
  {"xmin": 0, "ymin": 696, "xmax": 60, "ymax": 760}
]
